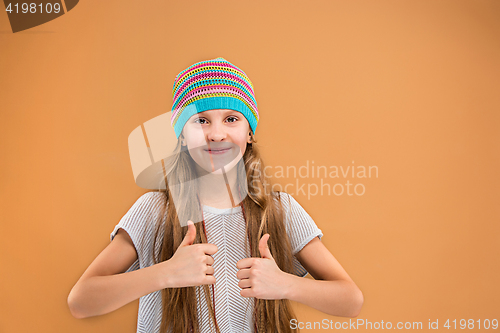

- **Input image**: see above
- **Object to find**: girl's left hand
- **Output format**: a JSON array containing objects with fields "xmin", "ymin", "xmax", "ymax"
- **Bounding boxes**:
[{"xmin": 236, "ymin": 234, "xmax": 293, "ymax": 300}]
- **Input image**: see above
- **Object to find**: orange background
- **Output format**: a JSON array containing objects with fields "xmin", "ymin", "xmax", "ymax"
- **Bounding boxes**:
[{"xmin": 1, "ymin": 1, "xmax": 499, "ymax": 332}]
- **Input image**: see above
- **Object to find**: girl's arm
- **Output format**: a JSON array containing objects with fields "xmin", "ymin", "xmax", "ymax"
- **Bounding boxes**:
[
  {"xmin": 236, "ymin": 235, "xmax": 363, "ymax": 317},
  {"xmin": 68, "ymin": 222, "xmax": 216, "ymax": 319},
  {"xmin": 67, "ymin": 229, "xmax": 166, "ymax": 318},
  {"xmin": 284, "ymin": 237, "xmax": 363, "ymax": 317}
]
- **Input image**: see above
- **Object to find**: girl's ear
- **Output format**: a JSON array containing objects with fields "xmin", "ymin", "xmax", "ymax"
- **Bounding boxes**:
[{"xmin": 248, "ymin": 132, "xmax": 253, "ymax": 143}]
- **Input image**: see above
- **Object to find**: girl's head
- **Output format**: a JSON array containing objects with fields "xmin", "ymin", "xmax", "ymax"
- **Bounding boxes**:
[
  {"xmin": 170, "ymin": 57, "xmax": 259, "ymax": 175},
  {"xmin": 170, "ymin": 57, "xmax": 258, "ymax": 134}
]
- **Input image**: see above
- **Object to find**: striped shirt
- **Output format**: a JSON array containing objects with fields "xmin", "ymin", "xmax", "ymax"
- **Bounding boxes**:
[{"xmin": 110, "ymin": 191, "xmax": 323, "ymax": 333}]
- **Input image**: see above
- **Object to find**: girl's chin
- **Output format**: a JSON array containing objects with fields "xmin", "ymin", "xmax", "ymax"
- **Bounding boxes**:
[
  {"xmin": 193, "ymin": 154, "xmax": 243, "ymax": 174},
  {"xmin": 207, "ymin": 165, "xmax": 236, "ymax": 174},
  {"xmin": 196, "ymin": 162, "xmax": 238, "ymax": 175}
]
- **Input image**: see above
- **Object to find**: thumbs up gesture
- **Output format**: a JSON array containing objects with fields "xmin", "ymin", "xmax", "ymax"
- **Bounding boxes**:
[
  {"xmin": 160, "ymin": 221, "xmax": 218, "ymax": 289},
  {"xmin": 236, "ymin": 234, "xmax": 291, "ymax": 300}
]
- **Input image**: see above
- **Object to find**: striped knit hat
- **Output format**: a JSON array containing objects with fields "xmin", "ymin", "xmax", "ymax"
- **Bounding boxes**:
[{"xmin": 170, "ymin": 57, "xmax": 259, "ymax": 138}]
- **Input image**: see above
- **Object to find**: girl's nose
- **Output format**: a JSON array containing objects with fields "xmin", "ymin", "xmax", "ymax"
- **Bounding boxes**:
[{"xmin": 206, "ymin": 122, "xmax": 226, "ymax": 141}]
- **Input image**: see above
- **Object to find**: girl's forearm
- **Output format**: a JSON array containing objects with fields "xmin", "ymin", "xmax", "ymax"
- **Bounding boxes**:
[
  {"xmin": 68, "ymin": 264, "xmax": 164, "ymax": 319},
  {"xmin": 283, "ymin": 273, "xmax": 363, "ymax": 317}
]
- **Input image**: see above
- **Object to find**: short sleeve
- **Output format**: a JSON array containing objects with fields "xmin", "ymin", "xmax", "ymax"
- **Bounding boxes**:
[
  {"xmin": 110, "ymin": 191, "xmax": 167, "ymax": 273},
  {"xmin": 278, "ymin": 192, "xmax": 323, "ymax": 277}
]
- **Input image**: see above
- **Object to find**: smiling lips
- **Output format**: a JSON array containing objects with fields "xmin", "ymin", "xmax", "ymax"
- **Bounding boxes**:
[{"xmin": 204, "ymin": 147, "xmax": 231, "ymax": 155}]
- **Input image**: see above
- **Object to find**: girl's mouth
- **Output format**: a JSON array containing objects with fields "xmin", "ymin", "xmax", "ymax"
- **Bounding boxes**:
[{"xmin": 204, "ymin": 147, "xmax": 232, "ymax": 155}]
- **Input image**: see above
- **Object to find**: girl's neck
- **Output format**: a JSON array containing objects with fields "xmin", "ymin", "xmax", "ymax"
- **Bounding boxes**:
[{"xmin": 196, "ymin": 167, "xmax": 241, "ymax": 209}]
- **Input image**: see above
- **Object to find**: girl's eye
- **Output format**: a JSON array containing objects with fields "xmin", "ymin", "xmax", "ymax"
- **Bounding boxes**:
[
  {"xmin": 226, "ymin": 116, "xmax": 237, "ymax": 123},
  {"xmin": 194, "ymin": 118, "xmax": 207, "ymax": 124}
]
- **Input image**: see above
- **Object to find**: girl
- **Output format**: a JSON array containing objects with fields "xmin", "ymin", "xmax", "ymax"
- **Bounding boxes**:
[{"xmin": 68, "ymin": 57, "xmax": 363, "ymax": 333}]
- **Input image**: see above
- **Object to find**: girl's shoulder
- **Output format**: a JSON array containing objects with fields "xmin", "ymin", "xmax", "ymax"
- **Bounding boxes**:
[
  {"xmin": 272, "ymin": 191, "xmax": 297, "ymax": 209},
  {"xmin": 115, "ymin": 191, "xmax": 168, "ymax": 230},
  {"xmin": 110, "ymin": 191, "xmax": 168, "ymax": 270},
  {"xmin": 140, "ymin": 190, "xmax": 167, "ymax": 201},
  {"xmin": 270, "ymin": 190, "xmax": 289, "ymax": 200},
  {"xmin": 135, "ymin": 191, "xmax": 168, "ymax": 209},
  {"xmin": 272, "ymin": 190, "xmax": 317, "ymax": 227},
  {"xmin": 272, "ymin": 191, "xmax": 324, "ymax": 257}
]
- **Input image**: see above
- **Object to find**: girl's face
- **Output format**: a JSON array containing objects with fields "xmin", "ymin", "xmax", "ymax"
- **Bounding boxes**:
[{"xmin": 181, "ymin": 109, "xmax": 252, "ymax": 174}]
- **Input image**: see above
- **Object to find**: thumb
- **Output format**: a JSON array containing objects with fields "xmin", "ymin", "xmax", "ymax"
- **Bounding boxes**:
[
  {"xmin": 258, "ymin": 233, "xmax": 273, "ymax": 259},
  {"xmin": 179, "ymin": 220, "xmax": 196, "ymax": 247}
]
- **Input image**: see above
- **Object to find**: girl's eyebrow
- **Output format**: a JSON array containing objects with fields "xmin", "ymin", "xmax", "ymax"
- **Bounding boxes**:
[
  {"xmin": 199, "ymin": 110, "xmax": 240, "ymax": 118},
  {"xmin": 223, "ymin": 110, "xmax": 241, "ymax": 116}
]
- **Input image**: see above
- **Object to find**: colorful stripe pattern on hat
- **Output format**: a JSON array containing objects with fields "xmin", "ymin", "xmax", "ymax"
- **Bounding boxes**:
[{"xmin": 170, "ymin": 57, "xmax": 259, "ymax": 138}]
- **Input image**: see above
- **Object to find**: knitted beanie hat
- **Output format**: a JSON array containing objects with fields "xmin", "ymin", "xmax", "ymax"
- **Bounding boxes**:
[{"xmin": 170, "ymin": 57, "xmax": 259, "ymax": 138}]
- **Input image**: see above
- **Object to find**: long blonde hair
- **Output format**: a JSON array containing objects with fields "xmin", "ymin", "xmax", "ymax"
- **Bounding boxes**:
[{"xmin": 149, "ymin": 133, "xmax": 299, "ymax": 333}]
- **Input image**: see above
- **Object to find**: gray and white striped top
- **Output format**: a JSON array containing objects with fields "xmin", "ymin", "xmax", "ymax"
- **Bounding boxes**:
[{"xmin": 110, "ymin": 191, "xmax": 323, "ymax": 333}]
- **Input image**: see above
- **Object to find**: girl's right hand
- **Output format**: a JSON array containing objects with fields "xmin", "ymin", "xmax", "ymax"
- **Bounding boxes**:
[{"xmin": 159, "ymin": 220, "xmax": 217, "ymax": 288}]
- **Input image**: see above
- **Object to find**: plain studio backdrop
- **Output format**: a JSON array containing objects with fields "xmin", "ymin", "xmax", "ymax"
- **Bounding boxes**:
[{"xmin": 0, "ymin": 1, "xmax": 499, "ymax": 332}]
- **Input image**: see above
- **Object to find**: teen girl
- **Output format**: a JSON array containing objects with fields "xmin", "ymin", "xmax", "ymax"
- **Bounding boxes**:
[{"xmin": 68, "ymin": 57, "xmax": 363, "ymax": 333}]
